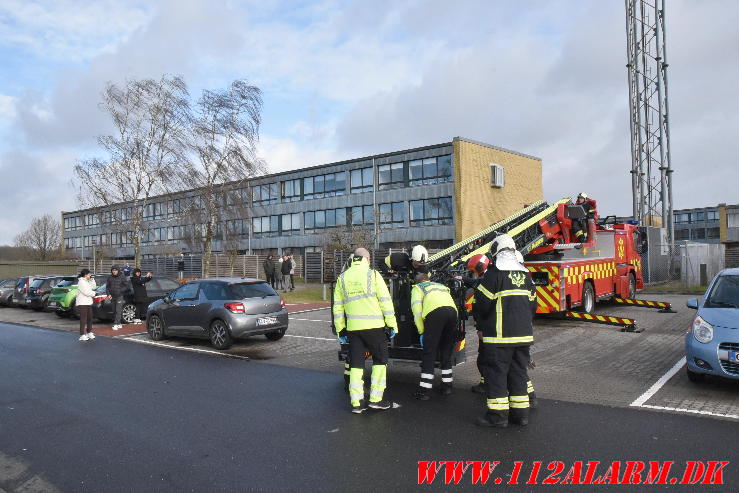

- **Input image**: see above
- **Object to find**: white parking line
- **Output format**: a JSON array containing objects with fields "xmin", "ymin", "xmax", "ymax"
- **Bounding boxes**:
[
  {"xmin": 630, "ymin": 357, "xmax": 686, "ymax": 407},
  {"xmin": 289, "ymin": 318, "xmax": 328, "ymax": 322},
  {"xmin": 289, "ymin": 307, "xmax": 330, "ymax": 314},
  {"xmin": 639, "ymin": 404, "xmax": 739, "ymax": 420},
  {"xmin": 124, "ymin": 338, "xmax": 251, "ymax": 359},
  {"xmin": 285, "ymin": 334, "xmax": 335, "ymax": 342}
]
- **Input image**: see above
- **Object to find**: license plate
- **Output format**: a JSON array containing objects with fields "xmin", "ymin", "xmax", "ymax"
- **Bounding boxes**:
[
  {"xmin": 257, "ymin": 316, "xmax": 278, "ymax": 326},
  {"xmin": 730, "ymin": 351, "xmax": 739, "ymax": 363},
  {"xmin": 48, "ymin": 302, "xmax": 56, "ymax": 307},
  {"xmin": 26, "ymin": 299, "xmax": 31, "ymax": 303}
]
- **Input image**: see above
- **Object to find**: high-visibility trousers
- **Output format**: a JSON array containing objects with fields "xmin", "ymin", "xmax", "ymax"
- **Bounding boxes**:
[
  {"xmin": 480, "ymin": 344, "xmax": 531, "ymax": 420},
  {"xmin": 347, "ymin": 328, "xmax": 388, "ymax": 406}
]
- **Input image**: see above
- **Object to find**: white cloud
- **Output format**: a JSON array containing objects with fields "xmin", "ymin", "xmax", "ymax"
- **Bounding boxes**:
[
  {"xmin": 257, "ymin": 134, "xmax": 346, "ymax": 175},
  {"xmin": 0, "ymin": 94, "xmax": 16, "ymax": 120}
]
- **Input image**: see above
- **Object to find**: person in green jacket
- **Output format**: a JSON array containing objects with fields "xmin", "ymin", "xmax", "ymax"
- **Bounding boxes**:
[
  {"xmin": 411, "ymin": 271, "xmax": 458, "ymax": 400},
  {"xmin": 333, "ymin": 247, "xmax": 398, "ymax": 414}
]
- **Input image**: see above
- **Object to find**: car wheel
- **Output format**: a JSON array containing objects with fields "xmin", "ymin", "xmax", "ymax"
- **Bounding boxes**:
[
  {"xmin": 147, "ymin": 315, "xmax": 166, "ymax": 341},
  {"xmin": 209, "ymin": 319, "xmax": 233, "ymax": 350},
  {"xmin": 55, "ymin": 310, "xmax": 67, "ymax": 318},
  {"xmin": 265, "ymin": 329, "xmax": 286, "ymax": 341},
  {"xmin": 687, "ymin": 367, "xmax": 705, "ymax": 383},
  {"xmin": 121, "ymin": 303, "xmax": 137, "ymax": 324},
  {"xmin": 628, "ymin": 273, "xmax": 636, "ymax": 299},
  {"xmin": 580, "ymin": 281, "xmax": 595, "ymax": 314}
]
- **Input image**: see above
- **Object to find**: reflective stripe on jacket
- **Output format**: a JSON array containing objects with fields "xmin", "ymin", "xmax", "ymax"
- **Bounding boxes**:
[
  {"xmin": 410, "ymin": 281, "xmax": 457, "ymax": 334},
  {"xmin": 333, "ymin": 257, "xmax": 397, "ymax": 333},
  {"xmin": 472, "ymin": 268, "xmax": 537, "ymax": 345}
]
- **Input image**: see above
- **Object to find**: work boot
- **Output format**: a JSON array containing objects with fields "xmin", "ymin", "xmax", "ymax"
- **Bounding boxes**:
[
  {"xmin": 470, "ymin": 383, "xmax": 486, "ymax": 394},
  {"xmin": 475, "ymin": 414, "xmax": 508, "ymax": 428},
  {"xmin": 351, "ymin": 400, "xmax": 368, "ymax": 414},
  {"xmin": 368, "ymin": 399, "xmax": 393, "ymax": 410},
  {"xmin": 413, "ymin": 390, "xmax": 430, "ymax": 401},
  {"xmin": 439, "ymin": 383, "xmax": 452, "ymax": 396},
  {"xmin": 509, "ymin": 415, "xmax": 529, "ymax": 426}
]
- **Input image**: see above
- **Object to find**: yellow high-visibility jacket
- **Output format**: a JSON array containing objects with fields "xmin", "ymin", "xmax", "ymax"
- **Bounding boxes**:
[
  {"xmin": 333, "ymin": 257, "xmax": 397, "ymax": 333},
  {"xmin": 411, "ymin": 281, "xmax": 457, "ymax": 334}
]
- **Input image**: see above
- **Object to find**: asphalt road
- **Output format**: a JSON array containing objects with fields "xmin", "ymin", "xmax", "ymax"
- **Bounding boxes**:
[{"xmin": 1, "ymin": 322, "xmax": 737, "ymax": 492}]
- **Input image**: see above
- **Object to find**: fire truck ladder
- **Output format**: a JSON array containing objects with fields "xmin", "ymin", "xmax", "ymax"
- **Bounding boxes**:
[{"xmin": 428, "ymin": 198, "xmax": 572, "ymax": 274}]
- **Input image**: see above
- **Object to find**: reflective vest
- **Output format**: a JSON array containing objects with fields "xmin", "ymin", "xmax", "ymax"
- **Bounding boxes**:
[
  {"xmin": 333, "ymin": 258, "xmax": 397, "ymax": 333},
  {"xmin": 410, "ymin": 281, "xmax": 457, "ymax": 334}
]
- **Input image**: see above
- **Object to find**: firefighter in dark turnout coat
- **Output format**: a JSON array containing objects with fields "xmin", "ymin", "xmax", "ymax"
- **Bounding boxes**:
[{"xmin": 472, "ymin": 234, "xmax": 537, "ymax": 427}]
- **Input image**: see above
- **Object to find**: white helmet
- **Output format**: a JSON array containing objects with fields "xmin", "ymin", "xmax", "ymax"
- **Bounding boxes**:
[
  {"xmin": 490, "ymin": 234, "xmax": 516, "ymax": 257},
  {"xmin": 411, "ymin": 245, "xmax": 428, "ymax": 263},
  {"xmin": 577, "ymin": 192, "xmax": 588, "ymax": 200}
]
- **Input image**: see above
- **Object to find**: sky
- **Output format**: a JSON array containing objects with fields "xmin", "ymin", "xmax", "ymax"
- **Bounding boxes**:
[{"xmin": 1, "ymin": 0, "xmax": 738, "ymax": 244}]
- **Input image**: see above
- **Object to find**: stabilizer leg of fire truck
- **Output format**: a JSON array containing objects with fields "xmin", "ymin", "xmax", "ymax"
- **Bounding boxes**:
[
  {"xmin": 557, "ymin": 311, "xmax": 642, "ymax": 332},
  {"xmin": 610, "ymin": 297, "xmax": 677, "ymax": 313}
]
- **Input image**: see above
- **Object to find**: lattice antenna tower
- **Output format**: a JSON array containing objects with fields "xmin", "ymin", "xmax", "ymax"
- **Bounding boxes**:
[{"xmin": 625, "ymin": 0, "xmax": 674, "ymax": 243}]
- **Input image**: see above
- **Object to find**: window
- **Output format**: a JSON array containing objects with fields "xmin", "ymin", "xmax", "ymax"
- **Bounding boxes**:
[
  {"xmin": 674, "ymin": 213, "xmax": 691, "ymax": 224},
  {"xmin": 303, "ymin": 172, "xmax": 346, "ymax": 199},
  {"xmin": 225, "ymin": 188, "xmax": 248, "ymax": 207},
  {"xmin": 253, "ymin": 183, "xmax": 279, "ymax": 205},
  {"xmin": 282, "ymin": 179, "xmax": 302, "ymax": 202},
  {"xmin": 707, "ymin": 227, "xmax": 720, "ymax": 239},
  {"xmin": 409, "ymin": 197, "xmax": 453, "ymax": 226},
  {"xmin": 64, "ymin": 216, "xmax": 83, "ymax": 231},
  {"xmin": 692, "ymin": 229, "xmax": 706, "ymax": 240},
  {"xmin": 225, "ymin": 219, "xmax": 248, "ymax": 236},
  {"xmin": 674, "ymin": 229, "xmax": 689, "ymax": 241},
  {"xmin": 350, "ymin": 167, "xmax": 374, "ymax": 193},
  {"xmin": 409, "ymin": 155, "xmax": 453, "ymax": 185},
  {"xmin": 707, "ymin": 210, "xmax": 719, "ymax": 221},
  {"xmin": 695, "ymin": 211, "xmax": 706, "ymax": 222},
  {"xmin": 252, "ymin": 215, "xmax": 279, "ymax": 238},
  {"xmin": 228, "ymin": 282, "xmax": 277, "ymax": 299},
  {"xmin": 379, "ymin": 202, "xmax": 405, "ymax": 228},
  {"xmin": 172, "ymin": 282, "xmax": 199, "ymax": 301},
  {"xmin": 281, "ymin": 213, "xmax": 301, "ymax": 235},
  {"xmin": 351, "ymin": 205, "xmax": 374, "ymax": 226},
  {"xmin": 378, "ymin": 163, "xmax": 404, "ymax": 190},
  {"xmin": 201, "ymin": 282, "xmax": 232, "ymax": 301},
  {"xmin": 490, "ymin": 163, "xmax": 505, "ymax": 188},
  {"xmin": 304, "ymin": 208, "xmax": 347, "ymax": 233}
]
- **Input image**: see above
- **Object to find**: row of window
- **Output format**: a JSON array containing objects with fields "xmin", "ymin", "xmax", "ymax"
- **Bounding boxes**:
[
  {"xmin": 64, "ymin": 155, "xmax": 453, "ymax": 231},
  {"xmin": 674, "ymin": 227, "xmax": 720, "ymax": 241},
  {"xmin": 674, "ymin": 210, "xmax": 719, "ymax": 224}
]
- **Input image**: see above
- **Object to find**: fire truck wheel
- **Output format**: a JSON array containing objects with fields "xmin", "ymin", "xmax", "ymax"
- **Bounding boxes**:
[
  {"xmin": 628, "ymin": 273, "xmax": 636, "ymax": 299},
  {"xmin": 581, "ymin": 281, "xmax": 595, "ymax": 314}
]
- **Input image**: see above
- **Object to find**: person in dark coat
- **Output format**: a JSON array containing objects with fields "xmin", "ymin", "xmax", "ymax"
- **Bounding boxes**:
[
  {"xmin": 263, "ymin": 255, "xmax": 275, "ymax": 287},
  {"xmin": 281, "ymin": 254, "xmax": 292, "ymax": 292},
  {"xmin": 106, "ymin": 265, "xmax": 129, "ymax": 330},
  {"xmin": 131, "ymin": 268, "xmax": 153, "ymax": 325}
]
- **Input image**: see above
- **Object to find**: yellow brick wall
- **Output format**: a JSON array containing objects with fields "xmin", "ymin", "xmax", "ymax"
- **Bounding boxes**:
[
  {"xmin": 720, "ymin": 205, "xmax": 727, "ymax": 242},
  {"xmin": 452, "ymin": 138, "xmax": 542, "ymax": 241}
]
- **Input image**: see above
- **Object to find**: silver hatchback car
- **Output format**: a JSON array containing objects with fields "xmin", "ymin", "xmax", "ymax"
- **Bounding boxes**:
[{"xmin": 146, "ymin": 278, "xmax": 288, "ymax": 350}]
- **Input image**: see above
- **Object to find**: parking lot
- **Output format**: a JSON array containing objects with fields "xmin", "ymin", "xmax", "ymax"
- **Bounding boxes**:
[{"xmin": 1, "ymin": 293, "xmax": 737, "ymax": 421}]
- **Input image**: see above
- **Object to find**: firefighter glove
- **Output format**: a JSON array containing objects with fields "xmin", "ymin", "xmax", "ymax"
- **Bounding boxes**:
[
  {"xmin": 420, "ymin": 334, "xmax": 425, "ymax": 347},
  {"xmin": 338, "ymin": 335, "xmax": 348, "ymax": 344},
  {"xmin": 388, "ymin": 329, "xmax": 397, "ymax": 339}
]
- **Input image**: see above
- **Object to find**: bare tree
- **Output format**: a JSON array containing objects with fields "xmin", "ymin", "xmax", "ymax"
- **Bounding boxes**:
[
  {"xmin": 74, "ymin": 75, "xmax": 191, "ymax": 267},
  {"xmin": 14, "ymin": 214, "xmax": 62, "ymax": 260},
  {"xmin": 181, "ymin": 80, "xmax": 264, "ymax": 276}
]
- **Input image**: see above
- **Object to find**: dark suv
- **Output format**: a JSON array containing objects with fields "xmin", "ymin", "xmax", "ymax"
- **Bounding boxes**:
[
  {"xmin": 12, "ymin": 276, "xmax": 41, "ymax": 307},
  {"xmin": 92, "ymin": 277, "xmax": 182, "ymax": 324},
  {"xmin": 25, "ymin": 276, "xmax": 76, "ymax": 311}
]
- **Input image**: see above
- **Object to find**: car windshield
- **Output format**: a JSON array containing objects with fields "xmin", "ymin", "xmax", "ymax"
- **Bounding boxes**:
[
  {"xmin": 30, "ymin": 279, "xmax": 45, "ymax": 288},
  {"xmin": 55, "ymin": 280, "xmax": 76, "ymax": 288},
  {"xmin": 705, "ymin": 275, "xmax": 739, "ymax": 308},
  {"xmin": 228, "ymin": 282, "xmax": 277, "ymax": 299}
]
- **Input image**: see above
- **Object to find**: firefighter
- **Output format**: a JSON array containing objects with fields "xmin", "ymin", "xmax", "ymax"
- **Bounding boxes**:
[
  {"xmin": 572, "ymin": 192, "xmax": 597, "ymax": 243},
  {"xmin": 473, "ymin": 234, "xmax": 537, "ymax": 427},
  {"xmin": 333, "ymin": 247, "xmax": 398, "ymax": 414},
  {"xmin": 411, "ymin": 271, "xmax": 458, "ymax": 400},
  {"xmin": 466, "ymin": 254, "xmax": 539, "ymax": 408}
]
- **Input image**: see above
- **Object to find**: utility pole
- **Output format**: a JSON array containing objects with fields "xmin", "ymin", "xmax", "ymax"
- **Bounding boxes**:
[{"xmin": 625, "ymin": 0, "xmax": 674, "ymax": 247}]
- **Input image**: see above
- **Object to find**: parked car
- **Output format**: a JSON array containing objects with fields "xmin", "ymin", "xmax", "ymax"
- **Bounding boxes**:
[
  {"xmin": 685, "ymin": 268, "xmax": 739, "ymax": 382},
  {"xmin": 146, "ymin": 278, "xmax": 288, "ymax": 350},
  {"xmin": 0, "ymin": 278, "xmax": 19, "ymax": 306},
  {"xmin": 11, "ymin": 276, "xmax": 42, "ymax": 307},
  {"xmin": 92, "ymin": 277, "xmax": 181, "ymax": 324},
  {"xmin": 25, "ymin": 276, "xmax": 76, "ymax": 311},
  {"xmin": 48, "ymin": 274, "xmax": 108, "ymax": 318}
]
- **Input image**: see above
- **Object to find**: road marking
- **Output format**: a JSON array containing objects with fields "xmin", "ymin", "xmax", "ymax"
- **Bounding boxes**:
[
  {"xmin": 114, "ymin": 331, "xmax": 147, "ymax": 338},
  {"xmin": 630, "ymin": 357, "xmax": 686, "ymax": 407},
  {"xmin": 285, "ymin": 334, "xmax": 335, "ymax": 342},
  {"xmin": 289, "ymin": 318, "xmax": 328, "ymax": 322},
  {"xmin": 124, "ymin": 338, "xmax": 250, "ymax": 360},
  {"xmin": 639, "ymin": 404, "xmax": 739, "ymax": 420},
  {"xmin": 289, "ymin": 307, "xmax": 330, "ymax": 314}
]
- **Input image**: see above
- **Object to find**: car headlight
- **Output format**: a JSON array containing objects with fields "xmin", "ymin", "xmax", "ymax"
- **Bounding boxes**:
[{"xmin": 692, "ymin": 316, "xmax": 713, "ymax": 344}]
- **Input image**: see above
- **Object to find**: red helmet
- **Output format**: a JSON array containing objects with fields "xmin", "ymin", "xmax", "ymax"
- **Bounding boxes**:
[{"xmin": 466, "ymin": 254, "xmax": 490, "ymax": 275}]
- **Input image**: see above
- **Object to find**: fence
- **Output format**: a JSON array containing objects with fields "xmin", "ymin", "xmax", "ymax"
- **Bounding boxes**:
[
  {"xmin": 0, "ymin": 261, "xmax": 82, "ymax": 278},
  {"xmin": 642, "ymin": 242, "xmax": 726, "ymax": 289}
]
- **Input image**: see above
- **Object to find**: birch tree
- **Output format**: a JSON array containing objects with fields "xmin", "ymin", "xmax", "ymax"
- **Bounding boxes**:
[
  {"xmin": 74, "ymin": 75, "xmax": 190, "ymax": 266},
  {"xmin": 182, "ymin": 80, "xmax": 264, "ymax": 276}
]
